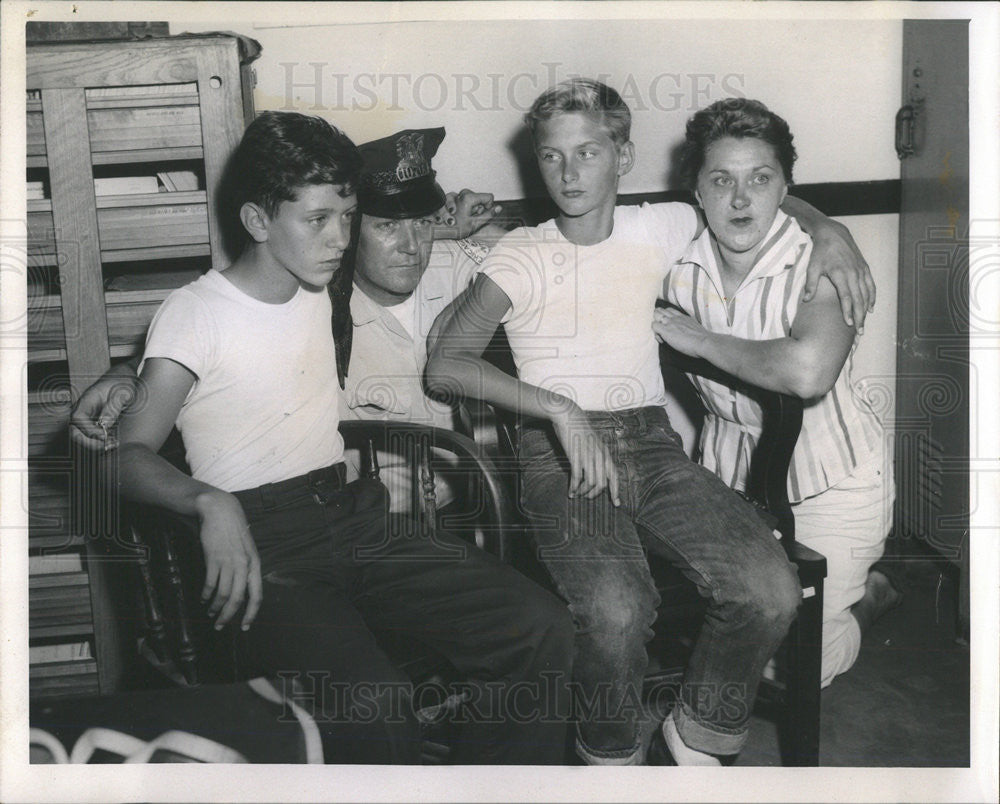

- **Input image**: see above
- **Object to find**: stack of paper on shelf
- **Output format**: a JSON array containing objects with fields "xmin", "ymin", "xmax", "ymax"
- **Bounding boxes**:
[
  {"xmin": 29, "ymin": 554, "xmax": 83, "ymax": 574},
  {"xmin": 30, "ymin": 642, "xmax": 92, "ymax": 664},
  {"xmin": 94, "ymin": 176, "xmax": 159, "ymax": 196}
]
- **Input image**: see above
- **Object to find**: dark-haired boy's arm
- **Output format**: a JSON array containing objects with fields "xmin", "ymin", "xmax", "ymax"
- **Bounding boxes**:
[
  {"xmin": 425, "ymin": 274, "xmax": 620, "ymax": 506},
  {"xmin": 115, "ymin": 358, "xmax": 262, "ymax": 631},
  {"xmin": 781, "ymin": 195, "xmax": 876, "ymax": 330}
]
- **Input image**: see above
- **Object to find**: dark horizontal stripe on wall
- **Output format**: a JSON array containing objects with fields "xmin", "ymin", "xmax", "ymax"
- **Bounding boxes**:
[
  {"xmin": 784, "ymin": 180, "xmax": 901, "ymax": 218},
  {"xmin": 496, "ymin": 180, "xmax": 901, "ymax": 228}
]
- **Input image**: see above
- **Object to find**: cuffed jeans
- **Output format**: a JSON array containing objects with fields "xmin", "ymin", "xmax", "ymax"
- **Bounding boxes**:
[
  {"xmin": 232, "ymin": 463, "xmax": 574, "ymax": 764},
  {"xmin": 518, "ymin": 406, "xmax": 800, "ymax": 761}
]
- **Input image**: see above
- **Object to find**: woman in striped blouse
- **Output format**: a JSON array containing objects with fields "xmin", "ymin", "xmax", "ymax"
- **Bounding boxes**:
[{"xmin": 652, "ymin": 98, "xmax": 900, "ymax": 688}]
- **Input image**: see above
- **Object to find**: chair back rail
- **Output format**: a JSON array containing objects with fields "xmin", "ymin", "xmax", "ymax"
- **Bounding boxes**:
[
  {"xmin": 339, "ymin": 420, "xmax": 516, "ymax": 561},
  {"xmin": 745, "ymin": 389, "xmax": 804, "ymax": 546}
]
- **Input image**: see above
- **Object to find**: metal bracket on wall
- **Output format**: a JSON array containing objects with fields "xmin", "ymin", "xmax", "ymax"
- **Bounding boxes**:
[{"xmin": 896, "ymin": 64, "xmax": 927, "ymax": 160}]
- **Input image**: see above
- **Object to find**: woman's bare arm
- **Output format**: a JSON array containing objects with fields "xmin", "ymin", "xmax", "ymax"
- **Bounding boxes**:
[{"xmin": 653, "ymin": 276, "xmax": 855, "ymax": 399}]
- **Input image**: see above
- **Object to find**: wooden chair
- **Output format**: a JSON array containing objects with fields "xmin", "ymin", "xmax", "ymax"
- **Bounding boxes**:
[
  {"xmin": 643, "ymin": 381, "xmax": 827, "ymax": 766},
  {"xmin": 126, "ymin": 420, "xmax": 518, "ymax": 689}
]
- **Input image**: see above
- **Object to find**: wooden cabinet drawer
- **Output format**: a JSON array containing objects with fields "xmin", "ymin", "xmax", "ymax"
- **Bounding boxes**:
[
  {"xmin": 104, "ymin": 291, "xmax": 170, "ymax": 350},
  {"xmin": 29, "ymin": 571, "xmax": 94, "ymax": 638},
  {"xmin": 28, "ymin": 193, "xmax": 209, "ymax": 256},
  {"xmin": 26, "ymin": 206, "xmax": 55, "ymax": 255},
  {"xmin": 30, "ymin": 658, "xmax": 100, "ymax": 699},
  {"xmin": 27, "ymin": 100, "xmax": 202, "ymax": 157},
  {"xmin": 99, "ymin": 197, "xmax": 210, "ymax": 251},
  {"xmin": 28, "ymin": 394, "xmax": 71, "ymax": 457},
  {"xmin": 29, "ymin": 289, "xmax": 170, "ymax": 355},
  {"xmin": 29, "ymin": 472, "xmax": 76, "ymax": 550},
  {"xmin": 90, "ymin": 105, "xmax": 203, "ymax": 153}
]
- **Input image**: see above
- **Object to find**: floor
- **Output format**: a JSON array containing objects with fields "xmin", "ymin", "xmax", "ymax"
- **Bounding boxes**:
[
  {"xmin": 642, "ymin": 547, "xmax": 970, "ymax": 767},
  {"xmin": 37, "ymin": 543, "xmax": 968, "ymax": 769}
]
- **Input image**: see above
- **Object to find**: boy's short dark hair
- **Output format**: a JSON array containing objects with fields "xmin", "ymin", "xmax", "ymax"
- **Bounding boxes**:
[
  {"xmin": 525, "ymin": 78, "xmax": 631, "ymax": 146},
  {"xmin": 229, "ymin": 111, "xmax": 362, "ymax": 220},
  {"xmin": 679, "ymin": 98, "xmax": 797, "ymax": 190}
]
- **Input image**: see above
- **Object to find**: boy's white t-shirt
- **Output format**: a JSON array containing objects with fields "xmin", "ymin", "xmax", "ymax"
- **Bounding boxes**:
[
  {"xmin": 142, "ymin": 269, "xmax": 344, "ymax": 492},
  {"xmin": 479, "ymin": 202, "xmax": 698, "ymax": 412}
]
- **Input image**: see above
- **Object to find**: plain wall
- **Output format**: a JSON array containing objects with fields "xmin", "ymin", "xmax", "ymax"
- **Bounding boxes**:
[
  {"xmin": 178, "ymin": 18, "xmax": 902, "ymax": 193},
  {"xmin": 174, "ymin": 16, "xmax": 901, "ymax": 447}
]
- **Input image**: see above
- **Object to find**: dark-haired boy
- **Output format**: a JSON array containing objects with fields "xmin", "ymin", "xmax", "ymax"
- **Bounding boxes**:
[
  {"xmin": 115, "ymin": 111, "xmax": 573, "ymax": 765},
  {"xmin": 426, "ymin": 79, "xmax": 872, "ymax": 765}
]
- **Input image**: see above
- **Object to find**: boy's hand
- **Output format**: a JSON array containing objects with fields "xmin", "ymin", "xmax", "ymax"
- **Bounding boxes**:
[
  {"xmin": 70, "ymin": 371, "xmax": 139, "ymax": 451},
  {"xmin": 652, "ymin": 308, "xmax": 708, "ymax": 358},
  {"xmin": 803, "ymin": 220, "xmax": 876, "ymax": 331},
  {"xmin": 552, "ymin": 405, "xmax": 621, "ymax": 507},
  {"xmin": 435, "ymin": 189, "xmax": 502, "ymax": 239},
  {"xmin": 195, "ymin": 490, "xmax": 263, "ymax": 631}
]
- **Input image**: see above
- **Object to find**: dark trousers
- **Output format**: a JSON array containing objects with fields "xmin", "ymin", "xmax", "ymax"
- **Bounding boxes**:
[{"xmin": 232, "ymin": 464, "xmax": 574, "ymax": 764}]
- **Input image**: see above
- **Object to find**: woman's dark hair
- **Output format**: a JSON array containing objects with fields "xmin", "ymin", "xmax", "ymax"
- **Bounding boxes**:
[{"xmin": 679, "ymin": 98, "xmax": 797, "ymax": 190}]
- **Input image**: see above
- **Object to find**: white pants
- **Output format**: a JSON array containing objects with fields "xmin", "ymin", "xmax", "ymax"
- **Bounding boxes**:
[{"xmin": 792, "ymin": 444, "xmax": 894, "ymax": 688}]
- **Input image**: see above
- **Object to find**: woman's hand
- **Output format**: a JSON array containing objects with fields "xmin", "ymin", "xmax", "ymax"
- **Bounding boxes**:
[
  {"xmin": 551, "ymin": 403, "xmax": 621, "ymax": 507},
  {"xmin": 653, "ymin": 308, "xmax": 709, "ymax": 358},
  {"xmin": 194, "ymin": 490, "xmax": 263, "ymax": 632}
]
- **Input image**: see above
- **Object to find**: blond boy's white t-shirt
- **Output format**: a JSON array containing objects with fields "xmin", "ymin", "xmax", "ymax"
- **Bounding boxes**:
[
  {"xmin": 142, "ymin": 269, "xmax": 344, "ymax": 492},
  {"xmin": 479, "ymin": 202, "xmax": 698, "ymax": 412}
]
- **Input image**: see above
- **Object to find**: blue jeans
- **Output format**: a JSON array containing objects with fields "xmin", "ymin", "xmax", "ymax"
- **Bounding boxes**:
[
  {"xmin": 518, "ymin": 406, "xmax": 800, "ymax": 761},
  {"xmin": 233, "ymin": 463, "xmax": 574, "ymax": 764}
]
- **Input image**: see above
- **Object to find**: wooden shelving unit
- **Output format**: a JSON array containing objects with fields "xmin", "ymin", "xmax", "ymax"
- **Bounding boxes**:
[{"xmin": 26, "ymin": 34, "xmax": 257, "ymax": 699}]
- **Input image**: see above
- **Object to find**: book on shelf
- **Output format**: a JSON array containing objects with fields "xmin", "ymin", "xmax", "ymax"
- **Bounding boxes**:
[{"xmin": 27, "ymin": 180, "xmax": 45, "ymax": 200}]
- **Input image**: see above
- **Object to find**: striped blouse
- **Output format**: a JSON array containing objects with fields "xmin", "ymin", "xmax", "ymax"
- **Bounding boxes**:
[{"xmin": 663, "ymin": 211, "xmax": 883, "ymax": 503}]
